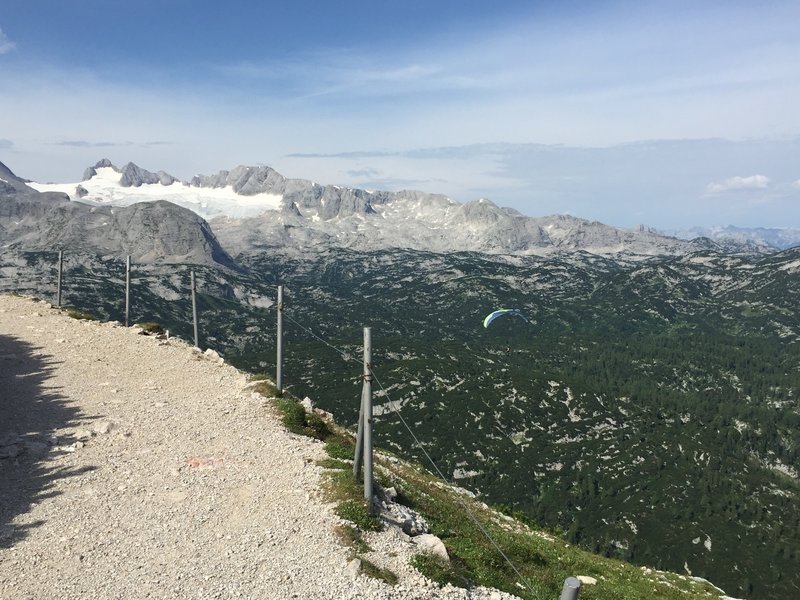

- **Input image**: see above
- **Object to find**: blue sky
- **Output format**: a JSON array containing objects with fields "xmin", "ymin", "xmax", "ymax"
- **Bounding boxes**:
[{"xmin": 1, "ymin": 0, "xmax": 799, "ymax": 229}]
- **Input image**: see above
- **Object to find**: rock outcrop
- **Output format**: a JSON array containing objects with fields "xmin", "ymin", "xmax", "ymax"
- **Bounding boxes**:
[{"xmin": 0, "ymin": 161, "xmax": 237, "ymax": 268}]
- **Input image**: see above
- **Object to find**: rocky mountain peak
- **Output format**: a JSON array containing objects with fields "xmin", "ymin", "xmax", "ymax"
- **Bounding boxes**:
[
  {"xmin": 119, "ymin": 162, "xmax": 177, "ymax": 187},
  {"xmin": 82, "ymin": 158, "xmax": 118, "ymax": 182},
  {"xmin": 0, "ymin": 160, "xmax": 24, "ymax": 192}
]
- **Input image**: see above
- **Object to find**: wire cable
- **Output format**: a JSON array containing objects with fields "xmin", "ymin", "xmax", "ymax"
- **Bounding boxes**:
[
  {"xmin": 368, "ymin": 367, "xmax": 545, "ymax": 600},
  {"xmin": 282, "ymin": 310, "xmax": 360, "ymax": 364}
]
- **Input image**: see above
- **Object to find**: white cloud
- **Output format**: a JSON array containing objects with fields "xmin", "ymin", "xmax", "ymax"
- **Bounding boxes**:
[
  {"xmin": 0, "ymin": 28, "xmax": 15, "ymax": 54},
  {"xmin": 705, "ymin": 175, "xmax": 770, "ymax": 194},
  {"xmin": 792, "ymin": 179, "xmax": 800, "ymax": 190}
]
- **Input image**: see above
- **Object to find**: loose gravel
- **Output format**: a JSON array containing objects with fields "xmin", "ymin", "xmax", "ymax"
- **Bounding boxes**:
[{"xmin": 0, "ymin": 295, "xmax": 518, "ymax": 600}]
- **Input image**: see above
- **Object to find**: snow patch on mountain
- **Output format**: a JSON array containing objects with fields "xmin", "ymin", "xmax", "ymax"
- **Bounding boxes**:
[{"xmin": 29, "ymin": 165, "xmax": 282, "ymax": 219}]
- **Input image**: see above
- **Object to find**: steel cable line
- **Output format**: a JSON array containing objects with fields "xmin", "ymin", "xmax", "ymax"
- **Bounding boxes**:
[
  {"xmin": 368, "ymin": 366, "xmax": 545, "ymax": 600},
  {"xmin": 281, "ymin": 309, "xmax": 360, "ymax": 364}
]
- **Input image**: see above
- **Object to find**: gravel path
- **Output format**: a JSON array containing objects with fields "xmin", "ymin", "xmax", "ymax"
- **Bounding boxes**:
[{"xmin": 0, "ymin": 295, "xmax": 516, "ymax": 600}]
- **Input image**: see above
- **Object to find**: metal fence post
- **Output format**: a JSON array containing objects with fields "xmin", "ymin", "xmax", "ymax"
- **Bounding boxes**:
[
  {"xmin": 125, "ymin": 255, "xmax": 131, "ymax": 326},
  {"xmin": 276, "ymin": 285, "xmax": 283, "ymax": 394},
  {"xmin": 56, "ymin": 250, "xmax": 63, "ymax": 308},
  {"xmin": 560, "ymin": 576, "xmax": 581, "ymax": 600},
  {"xmin": 362, "ymin": 326, "xmax": 373, "ymax": 513},
  {"xmin": 191, "ymin": 270, "xmax": 199, "ymax": 348},
  {"xmin": 353, "ymin": 385, "xmax": 366, "ymax": 480}
]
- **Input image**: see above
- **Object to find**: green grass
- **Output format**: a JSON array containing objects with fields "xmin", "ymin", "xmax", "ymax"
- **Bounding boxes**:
[
  {"xmin": 250, "ymin": 380, "xmax": 334, "ymax": 442},
  {"xmin": 376, "ymin": 458, "xmax": 729, "ymax": 600},
  {"xmin": 325, "ymin": 439, "xmax": 356, "ymax": 461},
  {"xmin": 333, "ymin": 524, "xmax": 398, "ymax": 585},
  {"xmin": 360, "ymin": 557, "xmax": 399, "ymax": 585},
  {"xmin": 410, "ymin": 553, "xmax": 472, "ymax": 588},
  {"xmin": 317, "ymin": 457, "xmax": 351, "ymax": 470},
  {"xmin": 334, "ymin": 524, "xmax": 373, "ymax": 554},
  {"xmin": 252, "ymin": 380, "xmax": 281, "ymax": 398},
  {"xmin": 271, "ymin": 397, "xmax": 332, "ymax": 440},
  {"xmin": 135, "ymin": 321, "xmax": 164, "ymax": 335},
  {"xmin": 326, "ymin": 441, "xmax": 396, "ymax": 585},
  {"xmin": 335, "ymin": 499, "xmax": 382, "ymax": 532},
  {"xmin": 63, "ymin": 307, "xmax": 95, "ymax": 320}
]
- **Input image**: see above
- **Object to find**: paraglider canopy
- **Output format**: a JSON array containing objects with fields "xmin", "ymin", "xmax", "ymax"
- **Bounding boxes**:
[{"xmin": 482, "ymin": 308, "xmax": 528, "ymax": 328}]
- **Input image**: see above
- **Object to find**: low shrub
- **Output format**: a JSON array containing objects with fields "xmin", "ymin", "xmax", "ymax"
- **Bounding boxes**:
[
  {"xmin": 252, "ymin": 380, "xmax": 281, "ymax": 398},
  {"xmin": 136, "ymin": 322, "xmax": 164, "ymax": 335},
  {"xmin": 410, "ymin": 553, "xmax": 471, "ymax": 588},
  {"xmin": 334, "ymin": 524, "xmax": 372, "ymax": 554},
  {"xmin": 64, "ymin": 307, "xmax": 95, "ymax": 321},
  {"xmin": 325, "ymin": 439, "xmax": 355, "ymax": 461},
  {"xmin": 360, "ymin": 558, "xmax": 398, "ymax": 585},
  {"xmin": 335, "ymin": 499, "xmax": 382, "ymax": 532},
  {"xmin": 273, "ymin": 397, "xmax": 331, "ymax": 440}
]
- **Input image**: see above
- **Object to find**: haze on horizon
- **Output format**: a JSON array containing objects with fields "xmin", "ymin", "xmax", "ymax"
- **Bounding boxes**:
[{"xmin": 1, "ymin": 0, "xmax": 798, "ymax": 231}]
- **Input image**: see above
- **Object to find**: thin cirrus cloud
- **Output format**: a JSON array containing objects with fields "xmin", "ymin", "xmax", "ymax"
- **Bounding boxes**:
[
  {"xmin": 52, "ymin": 140, "xmax": 173, "ymax": 149},
  {"xmin": 54, "ymin": 140, "xmax": 130, "ymax": 148},
  {"xmin": 705, "ymin": 175, "xmax": 770, "ymax": 194},
  {"xmin": 216, "ymin": 53, "xmax": 471, "ymax": 100},
  {"xmin": 0, "ymin": 28, "xmax": 14, "ymax": 54}
]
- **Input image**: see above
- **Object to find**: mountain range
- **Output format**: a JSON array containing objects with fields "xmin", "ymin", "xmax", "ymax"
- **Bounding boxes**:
[
  {"xmin": 22, "ymin": 158, "xmax": 799, "ymax": 260},
  {"xmin": 22, "ymin": 158, "xmax": 762, "ymax": 260}
]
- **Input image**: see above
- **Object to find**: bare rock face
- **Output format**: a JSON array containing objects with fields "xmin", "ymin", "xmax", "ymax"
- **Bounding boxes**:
[
  {"xmin": 119, "ymin": 162, "xmax": 177, "ymax": 187},
  {"xmin": 105, "ymin": 201, "xmax": 237, "ymax": 267},
  {"xmin": 0, "ymin": 160, "xmax": 237, "ymax": 268},
  {"xmin": 82, "ymin": 158, "xmax": 116, "ymax": 181},
  {"xmin": 191, "ymin": 165, "xmax": 287, "ymax": 195}
]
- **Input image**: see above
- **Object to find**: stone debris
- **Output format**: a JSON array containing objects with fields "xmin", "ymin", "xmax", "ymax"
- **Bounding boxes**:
[
  {"xmin": 413, "ymin": 534, "xmax": 450, "ymax": 563},
  {"xmin": 375, "ymin": 485, "xmax": 430, "ymax": 537},
  {"xmin": 346, "ymin": 558, "xmax": 362, "ymax": 579},
  {"xmin": 74, "ymin": 429, "xmax": 93, "ymax": 441},
  {"xmin": 203, "ymin": 348, "xmax": 224, "ymax": 364},
  {"xmin": 91, "ymin": 420, "xmax": 114, "ymax": 435},
  {"xmin": 313, "ymin": 407, "xmax": 335, "ymax": 422},
  {"xmin": 0, "ymin": 434, "xmax": 54, "ymax": 459}
]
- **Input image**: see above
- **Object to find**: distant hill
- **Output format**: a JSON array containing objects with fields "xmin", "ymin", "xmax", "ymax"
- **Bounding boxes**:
[{"xmin": 669, "ymin": 225, "xmax": 800, "ymax": 251}]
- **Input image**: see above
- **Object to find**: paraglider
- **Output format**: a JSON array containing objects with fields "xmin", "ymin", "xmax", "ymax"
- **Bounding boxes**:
[{"xmin": 482, "ymin": 308, "xmax": 528, "ymax": 328}]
